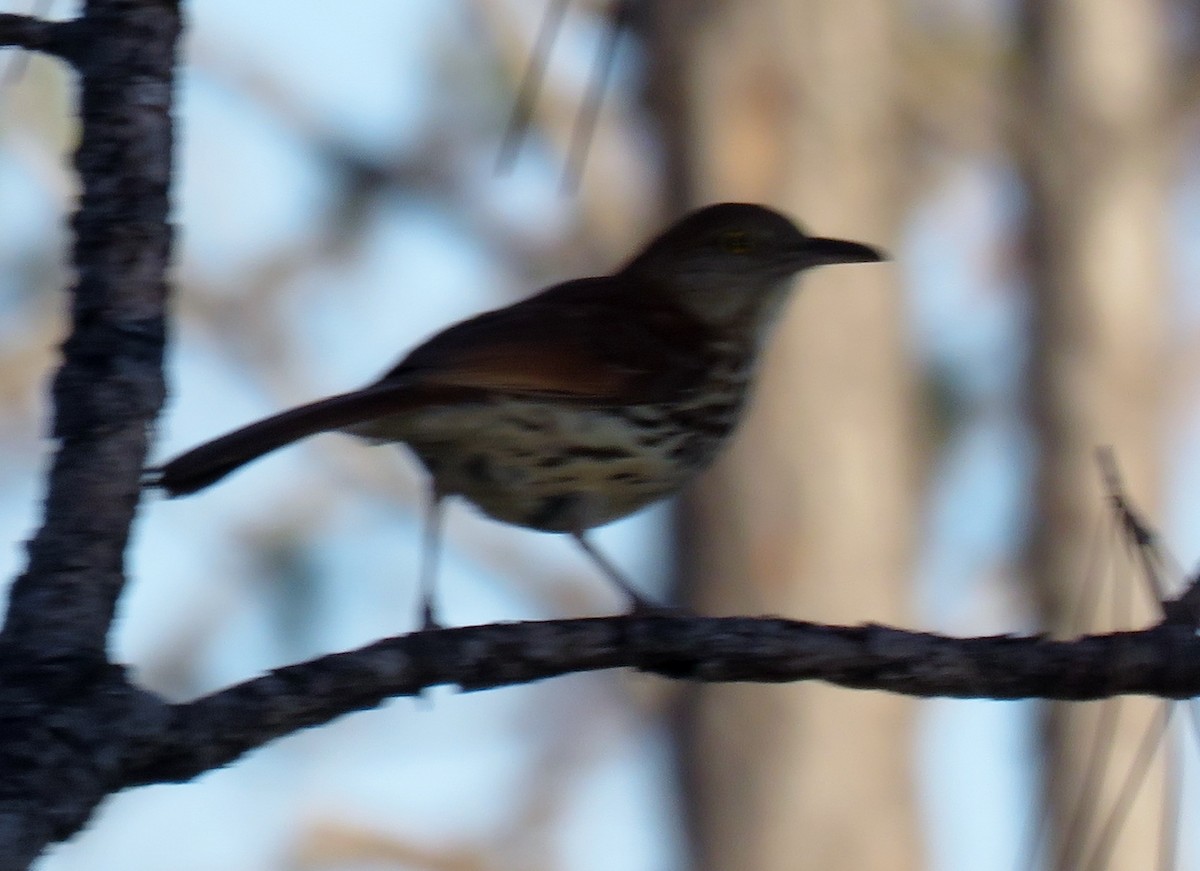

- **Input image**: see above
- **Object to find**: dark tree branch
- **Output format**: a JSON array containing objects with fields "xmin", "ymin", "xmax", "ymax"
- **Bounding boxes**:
[
  {"xmin": 2, "ymin": 1, "xmax": 179, "ymax": 656},
  {"xmin": 0, "ymin": 2, "xmax": 180, "ymax": 866},
  {"xmin": 0, "ymin": 14, "xmax": 79, "ymax": 60},
  {"xmin": 118, "ymin": 614, "xmax": 1200, "ymax": 789}
]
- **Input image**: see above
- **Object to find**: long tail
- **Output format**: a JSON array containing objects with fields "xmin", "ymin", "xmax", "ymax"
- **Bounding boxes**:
[{"xmin": 146, "ymin": 381, "xmax": 476, "ymax": 497}]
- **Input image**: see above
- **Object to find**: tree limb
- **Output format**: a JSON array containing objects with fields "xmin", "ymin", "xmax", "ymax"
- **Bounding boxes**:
[
  {"xmin": 120, "ymin": 614, "xmax": 1200, "ymax": 788},
  {"xmin": 0, "ymin": 2, "xmax": 180, "ymax": 865},
  {"xmin": 0, "ymin": 14, "xmax": 79, "ymax": 59},
  {"xmin": 1, "ymin": 1, "xmax": 179, "ymax": 656}
]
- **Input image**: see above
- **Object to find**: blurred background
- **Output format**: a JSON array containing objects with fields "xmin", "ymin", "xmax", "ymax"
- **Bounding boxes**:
[{"xmin": 2, "ymin": 0, "xmax": 1200, "ymax": 869}]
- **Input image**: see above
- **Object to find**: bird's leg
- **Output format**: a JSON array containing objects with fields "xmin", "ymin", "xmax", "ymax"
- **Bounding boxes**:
[
  {"xmin": 571, "ymin": 531, "xmax": 662, "ymax": 613},
  {"xmin": 418, "ymin": 489, "xmax": 446, "ymax": 630}
]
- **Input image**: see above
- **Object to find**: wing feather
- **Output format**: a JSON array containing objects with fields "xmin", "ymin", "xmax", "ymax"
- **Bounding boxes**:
[
  {"xmin": 379, "ymin": 276, "xmax": 712, "ymax": 403},
  {"xmin": 151, "ymin": 276, "xmax": 714, "ymax": 497}
]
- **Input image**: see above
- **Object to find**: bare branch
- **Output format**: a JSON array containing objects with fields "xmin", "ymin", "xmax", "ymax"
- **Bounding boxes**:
[
  {"xmin": 561, "ymin": 0, "xmax": 631, "ymax": 192},
  {"xmin": 1, "ymin": 2, "xmax": 180, "ymax": 656},
  {"xmin": 1099, "ymin": 447, "xmax": 1200, "ymax": 628},
  {"xmin": 0, "ymin": 14, "xmax": 78, "ymax": 60},
  {"xmin": 496, "ymin": 0, "xmax": 571, "ymax": 172},
  {"xmin": 120, "ymin": 614, "xmax": 1200, "ymax": 788}
]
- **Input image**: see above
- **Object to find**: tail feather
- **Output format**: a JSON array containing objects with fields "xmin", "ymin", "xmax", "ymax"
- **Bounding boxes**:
[{"xmin": 148, "ymin": 381, "xmax": 465, "ymax": 497}]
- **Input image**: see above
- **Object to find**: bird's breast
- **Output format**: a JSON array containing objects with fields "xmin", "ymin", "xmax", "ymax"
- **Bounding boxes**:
[{"xmin": 361, "ymin": 370, "xmax": 753, "ymax": 533}]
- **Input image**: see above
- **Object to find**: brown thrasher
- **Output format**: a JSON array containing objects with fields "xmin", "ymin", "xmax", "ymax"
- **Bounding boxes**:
[{"xmin": 148, "ymin": 203, "xmax": 883, "ymax": 624}]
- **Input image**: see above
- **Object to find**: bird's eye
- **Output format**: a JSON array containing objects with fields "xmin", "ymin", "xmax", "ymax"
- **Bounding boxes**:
[{"xmin": 719, "ymin": 230, "xmax": 754, "ymax": 255}]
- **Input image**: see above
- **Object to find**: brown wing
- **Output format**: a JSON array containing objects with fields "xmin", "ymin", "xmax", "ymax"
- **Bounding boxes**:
[
  {"xmin": 150, "ymin": 276, "xmax": 713, "ymax": 497},
  {"xmin": 378, "ymin": 276, "xmax": 713, "ymax": 403}
]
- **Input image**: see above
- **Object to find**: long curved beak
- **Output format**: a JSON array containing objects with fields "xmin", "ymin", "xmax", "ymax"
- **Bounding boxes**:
[{"xmin": 802, "ymin": 236, "xmax": 887, "ymax": 266}]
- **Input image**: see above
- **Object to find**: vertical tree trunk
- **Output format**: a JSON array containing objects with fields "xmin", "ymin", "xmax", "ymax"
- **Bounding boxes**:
[
  {"xmin": 1018, "ymin": 1, "xmax": 1171, "ymax": 867},
  {"xmin": 646, "ymin": 3, "xmax": 921, "ymax": 869}
]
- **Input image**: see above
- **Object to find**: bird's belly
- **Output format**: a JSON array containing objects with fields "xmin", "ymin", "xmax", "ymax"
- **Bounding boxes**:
[{"xmin": 364, "ymin": 399, "xmax": 733, "ymax": 532}]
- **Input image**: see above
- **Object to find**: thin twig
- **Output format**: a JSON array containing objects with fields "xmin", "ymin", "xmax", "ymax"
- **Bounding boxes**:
[
  {"xmin": 1080, "ymin": 704, "xmax": 1172, "ymax": 871},
  {"xmin": 560, "ymin": 0, "xmax": 631, "ymax": 191},
  {"xmin": 496, "ymin": 0, "xmax": 570, "ymax": 172}
]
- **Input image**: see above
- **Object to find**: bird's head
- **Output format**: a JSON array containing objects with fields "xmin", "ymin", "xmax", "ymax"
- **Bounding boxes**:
[{"xmin": 621, "ymin": 202, "xmax": 885, "ymax": 329}]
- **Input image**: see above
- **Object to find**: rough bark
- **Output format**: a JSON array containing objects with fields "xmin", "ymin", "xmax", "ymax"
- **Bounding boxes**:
[
  {"xmin": 0, "ymin": 2, "xmax": 180, "ymax": 867},
  {"xmin": 1017, "ymin": 0, "xmax": 1172, "ymax": 867}
]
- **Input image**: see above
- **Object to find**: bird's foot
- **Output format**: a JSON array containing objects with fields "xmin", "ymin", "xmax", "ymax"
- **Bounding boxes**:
[
  {"xmin": 418, "ymin": 599, "xmax": 443, "ymax": 632},
  {"xmin": 623, "ymin": 592, "xmax": 686, "ymax": 618}
]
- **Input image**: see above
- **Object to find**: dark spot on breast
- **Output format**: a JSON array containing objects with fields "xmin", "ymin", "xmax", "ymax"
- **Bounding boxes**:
[
  {"xmin": 464, "ymin": 454, "xmax": 491, "ymax": 483},
  {"xmin": 567, "ymin": 446, "xmax": 632, "ymax": 462},
  {"xmin": 635, "ymin": 431, "xmax": 672, "ymax": 449},
  {"xmin": 666, "ymin": 407, "xmax": 736, "ymax": 439},
  {"xmin": 670, "ymin": 437, "xmax": 718, "ymax": 466},
  {"xmin": 608, "ymin": 471, "xmax": 646, "ymax": 484},
  {"xmin": 537, "ymin": 455, "xmax": 569, "ymax": 468},
  {"xmin": 506, "ymin": 416, "xmax": 545, "ymax": 432},
  {"xmin": 527, "ymin": 493, "xmax": 576, "ymax": 530},
  {"xmin": 624, "ymin": 408, "xmax": 667, "ymax": 426}
]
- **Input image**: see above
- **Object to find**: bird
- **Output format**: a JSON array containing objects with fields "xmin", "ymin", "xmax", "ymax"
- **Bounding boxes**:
[{"xmin": 147, "ymin": 203, "xmax": 885, "ymax": 626}]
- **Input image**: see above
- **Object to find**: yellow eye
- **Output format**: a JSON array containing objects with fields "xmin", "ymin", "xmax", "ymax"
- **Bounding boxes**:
[{"xmin": 719, "ymin": 230, "xmax": 753, "ymax": 254}]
